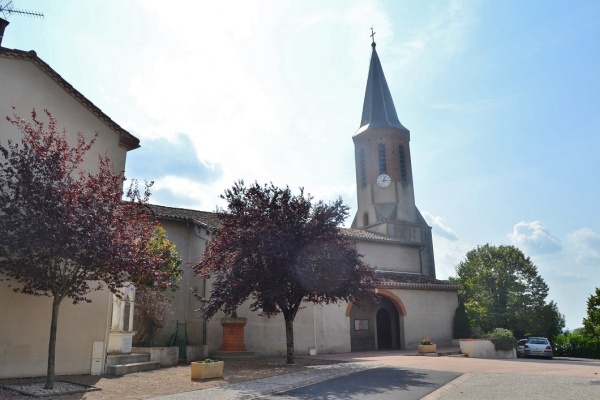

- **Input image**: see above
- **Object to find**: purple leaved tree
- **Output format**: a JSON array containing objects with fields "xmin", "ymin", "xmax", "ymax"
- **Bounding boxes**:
[
  {"xmin": 0, "ymin": 109, "xmax": 170, "ymax": 389},
  {"xmin": 193, "ymin": 181, "xmax": 380, "ymax": 364}
]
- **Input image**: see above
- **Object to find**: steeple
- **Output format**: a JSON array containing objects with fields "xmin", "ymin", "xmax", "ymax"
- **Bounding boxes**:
[
  {"xmin": 351, "ymin": 35, "xmax": 436, "ymax": 277},
  {"xmin": 357, "ymin": 38, "xmax": 408, "ymax": 135}
]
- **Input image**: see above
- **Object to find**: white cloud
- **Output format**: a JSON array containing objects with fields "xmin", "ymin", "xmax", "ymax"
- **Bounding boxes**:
[
  {"xmin": 566, "ymin": 228, "xmax": 600, "ymax": 264},
  {"xmin": 423, "ymin": 212, "xmax": 459, "ymax": 241},
  {"xmin": 422, "ymin": 212, "xmax": 468, "ymax": 279},
  {"xmin": 508, "ymin": 221, "xmax": 562, "ymax": 255},
  {"xmin": 151, "ymin": 175, "xmax": 223, "ymax": 211}
]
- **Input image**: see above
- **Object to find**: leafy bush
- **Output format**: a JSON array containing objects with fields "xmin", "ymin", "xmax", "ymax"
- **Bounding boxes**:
[
  {"xmin": 470, "ymin": 326, "xmax": 484, "ymax": 339},
  {"xmin": 554, "ymin": 332, "xmax": 600, "ymax": 359},
  {"xmin": 133, "ymin": 287, "xmax": 174, "ymax": 346},
  {"xmin": 490, "ymin": 328, "xmax": 516, "ymax": 351}
]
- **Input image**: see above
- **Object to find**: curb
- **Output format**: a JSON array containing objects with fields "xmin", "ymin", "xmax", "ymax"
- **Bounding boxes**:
[{"xmin": 421, "ymin": 373, "xmax": 475, "ymax": 400}]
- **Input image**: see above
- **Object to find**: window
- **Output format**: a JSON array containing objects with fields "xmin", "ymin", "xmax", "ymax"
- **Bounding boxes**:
[
  {"xmin": 363, "ymin": 212, "xmax": 369, "ymax": 226},
  {"xmin": 359, "ymin": 148, "xmax": 367, "ymax": 188},
  {"xmin": 378, "ymin": 144, "xmax": 387, "ymax": 174},
  {"xmin": 399, "ymin": 145, "xmax": 407, "ymax": 185}
]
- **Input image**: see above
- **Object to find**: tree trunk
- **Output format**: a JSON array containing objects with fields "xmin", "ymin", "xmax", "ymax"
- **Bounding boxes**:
[
  {"xmin": 284, "ymin": 314, "xmax": 295, "ymax": 364},
  {"xmin": 45, "ymin": 296, "xmax": 63, "ymax": 389}
]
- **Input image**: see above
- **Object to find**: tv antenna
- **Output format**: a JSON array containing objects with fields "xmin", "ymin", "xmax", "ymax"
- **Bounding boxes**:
[{"xmin": 0, "ymin": 1, "xmax": 44, "ymax": 19}]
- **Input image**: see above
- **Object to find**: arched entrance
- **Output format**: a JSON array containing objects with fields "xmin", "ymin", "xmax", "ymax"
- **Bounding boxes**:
[{"xmin": 348, "ymin": 294, "xmax": 404, "ymax": 351}]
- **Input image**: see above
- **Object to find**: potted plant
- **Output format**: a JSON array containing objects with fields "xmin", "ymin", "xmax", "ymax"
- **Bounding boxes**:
[
  {"xmin": 191, "ymin": 358, "xmax": 224, "ymax": 380},
  {"xmin": 418, "ymin": 338, "xmax": 437, "ymax": 354}
]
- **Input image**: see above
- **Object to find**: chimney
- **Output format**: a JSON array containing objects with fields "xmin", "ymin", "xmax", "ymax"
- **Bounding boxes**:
[{"xmin": 0, "ymin": 17, "xmax": 9, "ymax": 47}]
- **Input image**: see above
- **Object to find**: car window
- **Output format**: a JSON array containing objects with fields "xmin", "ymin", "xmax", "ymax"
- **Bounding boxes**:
[{"xmin": 529, "ymin": 339, "xmax": 547, "ymax": 344}]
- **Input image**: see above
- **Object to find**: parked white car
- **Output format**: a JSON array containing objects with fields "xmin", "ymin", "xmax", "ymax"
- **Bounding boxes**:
[{"xmin": 523, "ymin": 337, "xmax": 553, "ymax": 359}]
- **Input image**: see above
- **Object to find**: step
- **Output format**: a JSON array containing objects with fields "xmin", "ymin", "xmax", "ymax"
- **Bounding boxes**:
[
  {"xmin": 106, "ymin": 361, "xmax": 160, "ymax": 375},
  {"xmin": 106, "ymin": 353, "xmax": 150, "ymax": 366}
]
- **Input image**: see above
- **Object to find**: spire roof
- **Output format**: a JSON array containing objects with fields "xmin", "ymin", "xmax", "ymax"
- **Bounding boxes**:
[{"xmin": 357, "ymin": 41, "xmax": 408, "ymax": 133}]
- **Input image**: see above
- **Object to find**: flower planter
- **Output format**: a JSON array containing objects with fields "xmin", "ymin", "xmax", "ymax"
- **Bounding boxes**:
[
  {"xmin": 418, "ymin": 344, "xmax": 437, "ymax": 354},
  {"xmin": 191, "ymin": 361, "xmax": 224, "ymax": 380}
]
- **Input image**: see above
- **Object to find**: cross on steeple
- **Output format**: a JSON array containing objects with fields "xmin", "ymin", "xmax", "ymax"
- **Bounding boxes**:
[{"xmin": 370, "ymin": 27, "xmax": 376, "ymax": 47}]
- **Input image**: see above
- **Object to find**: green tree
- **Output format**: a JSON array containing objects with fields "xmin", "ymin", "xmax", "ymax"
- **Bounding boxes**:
[
  {"xmin": 582, "ymin": 287, "xmax": 600, "ymax": 338},
  {"xmin": 134, "ymin": 226, "xmax": 182, "ymax": 346},
  {"xmin": 453, "ymin": 300, "xmax": 471, "ymax": 339},
  {"xmin": 451, "ymin": 244, "xmax": 562, "ymax": 339},
  {"xmin": 193, "ymin": 181, "xmax": 379, "ymax": 364},
  {"xmin": 140, "ymin": 226, "xmax": 182, "ymax": 289},
  {"xmin": 528, "ymin": 301, "xmax": 565, "ymax": 342}
]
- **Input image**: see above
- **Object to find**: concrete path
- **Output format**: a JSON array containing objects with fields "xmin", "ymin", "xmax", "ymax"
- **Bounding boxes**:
[{"xmin": 152, "ymin": 348, "xmax": 600, "ymax": 399}]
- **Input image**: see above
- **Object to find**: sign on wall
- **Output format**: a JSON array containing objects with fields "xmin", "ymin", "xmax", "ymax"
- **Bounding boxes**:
[{"xmin": 354, "ymin": 319, "xmax": 369, "ymax": 331}]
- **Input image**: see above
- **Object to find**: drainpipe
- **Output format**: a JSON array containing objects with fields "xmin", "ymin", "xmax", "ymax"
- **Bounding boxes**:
[
  {"xmin": 187, "ymin": 222, "xmax": 210, "ymax": 346},
  {"xmin": 313, "ymin": 303, "xmax": 317, "ymax": 353}
]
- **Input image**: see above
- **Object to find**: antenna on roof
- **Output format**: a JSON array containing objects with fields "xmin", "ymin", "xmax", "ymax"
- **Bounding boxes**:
[{"xmin": 0, "ymin": 1, "xmax": 44, "ymax": 19}]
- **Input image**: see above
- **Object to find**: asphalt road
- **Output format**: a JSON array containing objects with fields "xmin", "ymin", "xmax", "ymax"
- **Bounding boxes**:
[
  {"xmin": 152, "ymin": 350, "xmax": 600, "ymax": 400},
  {"xmin": 263, "ymin": 366, "xmax": 461, "ymax": 400}
]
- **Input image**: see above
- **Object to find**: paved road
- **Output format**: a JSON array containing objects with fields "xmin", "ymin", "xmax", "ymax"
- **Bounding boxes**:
[
  {"xmin": 264, "ymin": 366, "xmax": 460, "ymax": 400},
  {"xmin": 153, "ymin": 350, "xmax": 600, "ymax": 400},
  {"xmin": 428, "ymin": 373, "xmax": 600, "ymax": 399}
]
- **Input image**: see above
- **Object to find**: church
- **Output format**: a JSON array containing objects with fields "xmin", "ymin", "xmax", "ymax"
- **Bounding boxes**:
[
  {"xmin": 1, "ymin": 17, "xmax": 457, "ymax": 377},
  {"xmin": 149, "ymin": 38, "xmax": 459, "ymax": 356}
]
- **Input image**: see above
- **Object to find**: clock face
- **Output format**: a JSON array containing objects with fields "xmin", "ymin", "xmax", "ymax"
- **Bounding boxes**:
[{"xmin": 376, "ymin": 174, "xmax": 391, "ymax": 188}]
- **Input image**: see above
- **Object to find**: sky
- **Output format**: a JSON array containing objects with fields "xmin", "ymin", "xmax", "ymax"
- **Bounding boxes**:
[{"xmin": 4, "ymin": 0, "xmax": 599, "ymax": 330}]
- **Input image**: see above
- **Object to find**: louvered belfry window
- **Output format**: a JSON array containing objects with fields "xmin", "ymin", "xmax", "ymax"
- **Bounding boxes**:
[
  {"xmin": 378, "ymin": 144, "xmax": 387, "ymax": 174},
  {"xmin": 359, "ymin": 148, "xmax": 367, "ymax": 188},
  {"xmin": 399, "ymin": 145, "xmax": 407, "ymax": 185}
]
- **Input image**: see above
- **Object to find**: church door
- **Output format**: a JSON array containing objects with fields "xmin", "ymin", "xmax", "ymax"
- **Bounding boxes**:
[{"xmin": 376, "ymin": 308, "xmax": 393, "ymax": 349}]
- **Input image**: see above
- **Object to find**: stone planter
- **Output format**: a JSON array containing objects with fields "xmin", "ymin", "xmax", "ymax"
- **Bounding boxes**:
[
  {"xmin": 418, "ymin": 344, "xmax": 437, "ymax": 354},
  {"xmin": 459, "ymin": 339, "xmax": 516, "ymax": 359},
  {"xmin": 191, "ymin": 361, "xmax": 224, "ymax": 380}
]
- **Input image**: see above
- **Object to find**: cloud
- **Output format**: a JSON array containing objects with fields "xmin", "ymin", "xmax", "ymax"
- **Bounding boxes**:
[
  {"xmin": 508, "ymin": 221, "xmax": 562, "ymax": 255},
  {"xmin": 566, "ymin": 228, "xmax": 600, "ymax": 264},
  {"xmin": 423, "ymin": 212, "xmax": 459, "ymax": 241},
  {"xmin": 151, "ymin": 175, "xmax": 223, "ymax": 211},
  {"xmin": 422, "ymin": 212, "xmax": 467, "ymax": 279},
  {"xmin": 126, "ymin": 134, "xmax": 220, "ymax": 184}
]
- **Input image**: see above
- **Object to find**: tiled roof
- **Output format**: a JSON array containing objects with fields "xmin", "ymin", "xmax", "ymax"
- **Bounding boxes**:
[
  {"xmin": 340, "ymin": 228, "xmax": 422, "ymax": 246},
  {"xmin": 0, "ymin": 47, "xmax": 139, "ymax": 150},
  {"xmin": 377, "ymin": 271, "xmax": 460, "ymax": 291},
  {"xmin": 147, "ymin": 204, "xmax": 221, "ymax": 232},
  {"xmin": 148, "ymin": 204, "xmax": 422, "ymax": 245}
]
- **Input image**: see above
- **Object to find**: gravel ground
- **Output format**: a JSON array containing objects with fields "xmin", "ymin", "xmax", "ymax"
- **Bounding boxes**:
[{"xmin": 0, "ymin": 357, "xmax": 343, "ymax": 399}]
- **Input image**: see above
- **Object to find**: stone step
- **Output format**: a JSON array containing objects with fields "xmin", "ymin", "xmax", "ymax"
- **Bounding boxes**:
[
  {"xmin": 106, "ymin": 360, "xmax": 160, "ymax": 375},
  {"xmin": 106, "ymin": 353, "xmax": 150, "ymax": 366}
]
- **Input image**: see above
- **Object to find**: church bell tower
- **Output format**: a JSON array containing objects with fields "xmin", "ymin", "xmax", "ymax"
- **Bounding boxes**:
[{"xmin": 351, "ymin": 36, "xmax": 436, "ymax": 277}]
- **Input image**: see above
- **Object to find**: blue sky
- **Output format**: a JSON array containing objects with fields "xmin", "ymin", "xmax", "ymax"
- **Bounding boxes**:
[{"xmin": 4, "ymin": 0, "xmax": 599, "ymax": 330}]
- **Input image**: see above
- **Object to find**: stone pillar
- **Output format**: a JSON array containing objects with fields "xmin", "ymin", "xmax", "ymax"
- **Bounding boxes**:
[{"xmin": 220, "ymin": 316, "xmax": 248, "ymax": 351}]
